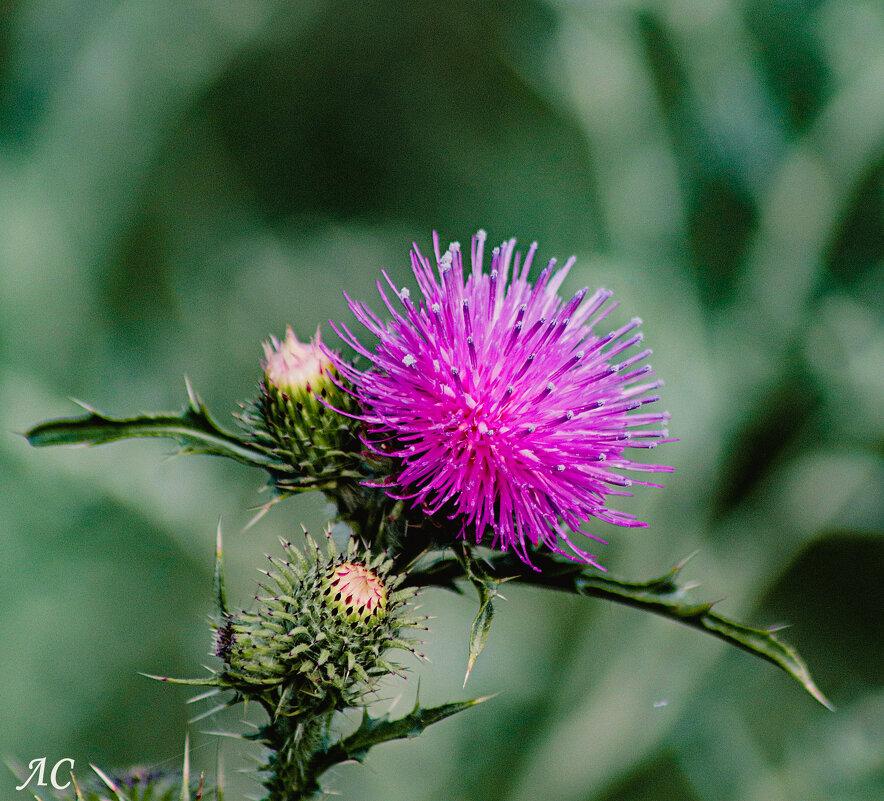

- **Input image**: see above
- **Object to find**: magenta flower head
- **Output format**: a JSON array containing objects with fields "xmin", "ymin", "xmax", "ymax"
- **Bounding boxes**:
[{"xmin": 329, "ymin": 232, "xmax": 673, "ymax": 570}]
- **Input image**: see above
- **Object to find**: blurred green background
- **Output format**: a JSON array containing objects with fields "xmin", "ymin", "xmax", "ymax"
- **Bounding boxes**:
[{"xmin": 1, "ymin": 1, "xmax": 882, "ymax": 799}]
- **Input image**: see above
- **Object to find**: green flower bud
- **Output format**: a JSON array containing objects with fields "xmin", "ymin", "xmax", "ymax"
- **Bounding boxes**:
[
  {"xmin": 263, "ymin": 325, "xmax": 334, "ymax": 397},
  {"xmin": 237, "ymin": 328, "xmax": 365, "ymax": 496},
  {"xmin": 215, "ymin": 532, "xmax": 424, "ymax": 718}
]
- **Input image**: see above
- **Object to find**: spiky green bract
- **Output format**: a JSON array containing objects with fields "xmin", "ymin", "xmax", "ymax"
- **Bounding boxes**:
[
  {"xmin": 236, "ymin": 337, "xmax": 425, "ymax": 551},
  {"xmin": 211, "ymin": 532, "xmax": 425, "ymax": 801},
  {"xmin": 236, "ymin": 329, "xmax": 369, "ymax": 500},
  {"xmin": 216, "ymin": 533, "xmax": 422, "ymax": 716},
  {"xmin": 238, "ymin": 372, "xmax": 365, "ymax": 490}
]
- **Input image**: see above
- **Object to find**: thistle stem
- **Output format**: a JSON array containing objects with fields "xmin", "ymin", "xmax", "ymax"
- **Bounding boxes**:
[{"xmin": 258, "ymin": 710, "xmax": 334, "ymax": 801}]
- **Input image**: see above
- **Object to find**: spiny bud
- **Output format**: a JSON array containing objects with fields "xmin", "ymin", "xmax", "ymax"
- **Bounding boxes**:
[
  {"xmin": 263, "ymin": 326, "xmax": 333, "ymax": 396},
  {"xmin": 214, "ymin": 531, "xmax": 425, "ymax": 718},
  {"xmin": 236, "ymin": 328, "xmax": 365, "ymax": 496}
]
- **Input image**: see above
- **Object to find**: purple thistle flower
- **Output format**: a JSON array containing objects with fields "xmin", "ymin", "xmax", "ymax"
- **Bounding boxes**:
[{"xmin": 329, "ymin": 232, "xmax": 673, "ymax": 570}]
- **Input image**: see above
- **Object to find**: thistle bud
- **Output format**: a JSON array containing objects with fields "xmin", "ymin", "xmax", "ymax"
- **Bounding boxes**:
[
  {"xmin": 237, "ymin": 328, "xmax": 365, "ymax": 497},
  {"xmin": 215, "ymin": 532, "xmax": 424, "ymax": 717},
  {"xmin": 263, "ymin": 326, "xmax": 333, "ymax": 397}
]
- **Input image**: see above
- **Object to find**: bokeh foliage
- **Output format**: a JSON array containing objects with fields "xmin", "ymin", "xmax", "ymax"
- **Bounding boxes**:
[{"xmin": 1, "ymin": 1, "xmax": 881, "ymax": 800}]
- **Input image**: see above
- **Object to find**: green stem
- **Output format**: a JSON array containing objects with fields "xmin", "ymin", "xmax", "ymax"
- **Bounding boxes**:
[{"xmin": 257, "ymin": 710, "xmax": 333, "ymax": 801}]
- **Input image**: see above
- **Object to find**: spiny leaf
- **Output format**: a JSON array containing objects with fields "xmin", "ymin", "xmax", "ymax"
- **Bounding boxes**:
[
  {"xmin": 308, "ymin": 695, "xmax": 490, "ymax": 780},
  {"xmin": 407, "ymin": 550, "xmax": 833, "ymax": 709},
  {"xmin": 456, "ymin": 544, "xmax": 504, "ymax": 686},
  {"xmin": 24, "ymin": 381, "xmax": 281, "ymax": 471}
]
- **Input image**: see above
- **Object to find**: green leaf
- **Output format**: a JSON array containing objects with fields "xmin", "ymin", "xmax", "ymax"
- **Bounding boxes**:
[
  {"xmin": 24, "ymin": 380, "xmax": 282, "ymax": 472},
  {"xmin": 456, "ymin": 544, "xmax": 505, "ymax": 686},
  {"xmin": 407, "ymin": 550, "xmax": 833, "ymax": 709},
  {"xmin": 309, "ymin": 695, "xmax": 490, "ymax": 780}
]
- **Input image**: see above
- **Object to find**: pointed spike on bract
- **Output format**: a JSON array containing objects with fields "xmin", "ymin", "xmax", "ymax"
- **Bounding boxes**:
[
  {"xmin": 215, "ymin": 746, "xmax": 225, "ymax": 801},
  {"xmin": 242, "ymin": 500, "xmax": 275, "ymax": 532},
  {"xmin": 180, "ymin": 731, "xmax": 191, "ymax": 801},
  {"xmin": 411, "ymin": 678, "xmax": 422, "ymax": 712},
  {"xmin": 673, "ymin": 550, "xmax": 700, "ymax": 574},
  {"xmin": 184, "ymin": 374, "xmax": 199, "ymax": 407},
  {"xmin": 463, "ymin": 658, "xmax": 476, "ymax": 689},
  {"xmin": 214, "ymin": 519, "xmax": 228, "ymax": 616},
  {"xmin": 91, "ymin": 765, "xmax": 127, "ymax": 801},
  {"xmin": 70, "ymin": 772, "xmax": 85, "ymax": 801}
]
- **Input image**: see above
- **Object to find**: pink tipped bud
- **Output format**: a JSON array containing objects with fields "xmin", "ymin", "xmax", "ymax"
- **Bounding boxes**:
[{"xmin": 263, "ymin": 326, "xmax": 334, "ymax": 395}]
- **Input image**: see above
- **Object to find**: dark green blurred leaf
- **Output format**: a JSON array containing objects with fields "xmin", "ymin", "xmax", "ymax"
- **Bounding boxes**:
[
  {"xmin": 709, "ymin": 368, "xmax": 821, "ymax": 520},
  {"xmin": 761, "ymin": 533, "xmax": 884, "ymax": 693}
]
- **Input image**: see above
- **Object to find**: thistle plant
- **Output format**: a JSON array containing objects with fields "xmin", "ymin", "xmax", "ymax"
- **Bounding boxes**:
[
  {"xmin": 24, "ymin": 231, "xmax": 832, "ymax": 801},
  {"xmin": 168, "ymin": 531, "xmax": 429, "ymax": 800}
]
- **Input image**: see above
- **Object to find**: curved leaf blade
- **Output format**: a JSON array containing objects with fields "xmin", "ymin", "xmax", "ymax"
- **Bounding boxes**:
[
  {"xmin": 407, "ymin": 550, "xmax": 833, "ymax": 709},
  {"xmin": 24, "ymin": 382, "xmax": 282, "ymax": 472}
]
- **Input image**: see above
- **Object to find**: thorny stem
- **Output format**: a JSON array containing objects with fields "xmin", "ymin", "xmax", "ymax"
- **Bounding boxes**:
[{"xmin": 257, "ymin": 707, "xmax": 334, "ymax": 801}]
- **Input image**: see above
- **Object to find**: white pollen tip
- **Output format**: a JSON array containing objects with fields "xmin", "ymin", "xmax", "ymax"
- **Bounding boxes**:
[
  {"xmin": 566, "ymin": 411, "xmax": 574, "ymax": 420},
  {"xmin": 546, "ymin": 382, "xmax": 555, "ymax": 391},
  {"xmin": 476, "ymin": 229, "xmax": 487, "ymax": 238},
  {"xmin": 400, "ymin": 287, "xmax": 410, "ymax": 299},
  {"xmin": 450, "ymin": 242, "xmax": 461, "ymax": 252},
  {"xmin": 431, "ymin": 303, "xmax": 441, "ymax": 314},
  {"xmin": 527, "ymin": 425, "xmax": 536, "ymax": 433},
  {"xmin": 463, "ymin": 298, "xmax": 469, "ymax": 308},
  {"xmin": 402, "ymin": 354, "xmax": 416, "ymax": 367},
  {"xmin": 576, "ymin": 350, "xmax": 585, "ymax": 359},
  {"xmin": 556, "ymin": 465, "xmax": 565, "ymax": 471},
  {"xmin": 506, "ymin": 385, "xmax": 515, "ymax": 394}
]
